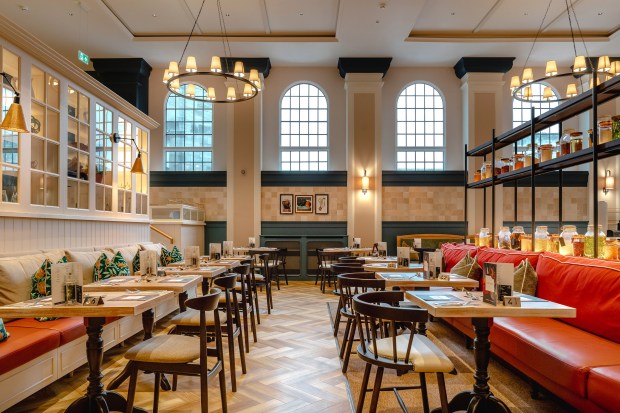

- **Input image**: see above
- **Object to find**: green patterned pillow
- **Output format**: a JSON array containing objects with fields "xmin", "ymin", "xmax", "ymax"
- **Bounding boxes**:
[
  {"xmin": 31, "ymin": 256, "xmax": 68, "ymax": 299},
  {"xmin": 170, "ymin": 246, "xmax": 183, "ymax": 263},
  {"xmin": 161, "ymin": 246, "xmax": 183, "ymax": 265},
  {"xmin": 112, "ymin": 251, "xmax": 130, "ymax": 276},
  {"xmin": 0, "ymin": 318, "xmax": 9, "ymax": 342},
  {"xmin": 93, "ymin": 253, "xmax": 118, "ymax": 281},
  {"xmin": 133, "ymin": 252, "xmax": 140, "ymax": 273}
]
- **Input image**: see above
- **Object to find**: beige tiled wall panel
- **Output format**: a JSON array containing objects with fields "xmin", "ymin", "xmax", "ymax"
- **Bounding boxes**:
[
  {"xmin": 382, "ymin": 187, "xmax": 465, "ymax": 221},
  {"xmin": 502, "ymin": 187, "xmax": 587, "ymax": 221},
  {"xmin": 261, "ymin": 187, "xmax": 347, "ymax": 221},
  {"xmin": 150, "ymin": 187, "xmax": 227, "ymax": 221}
]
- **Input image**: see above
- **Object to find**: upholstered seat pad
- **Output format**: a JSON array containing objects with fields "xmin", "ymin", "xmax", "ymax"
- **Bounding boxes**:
[
  {"xmin": 369, "ymin": 333, "xmax": 454, "ymax": 373},
  {"xmin": 124, "ymin": 335, "xmax": 200, "ymax": 363},
  {"xmin": 254, "ymin": 274, "xmax": 265, "ymax": 281},
  {"xmin": 170, "ymin": 309, "xmax": 225, "ymax": 327}
]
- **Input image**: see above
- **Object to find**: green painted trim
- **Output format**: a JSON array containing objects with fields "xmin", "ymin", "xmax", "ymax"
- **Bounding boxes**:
[
  {"xmin": 261, "ymin": 221, "xmax": 347, "ymax": 236},
  {"xmin": 151, "ymin": 171, "xmax": 227, "ymax": 187},
  {"xmin": 382, "ymin": 221, "xmax": 466, "ymax": 256},
  {"xmin": 204, "ymin": 221, "xmax": 226, "ymax": 255},
  {"xmin": 261, "ymin": 171, "xmax": 347, "ymax": 187},
  {"xmin": 383, "ymin": 171, "xmax": 465, "ymax": 186}
]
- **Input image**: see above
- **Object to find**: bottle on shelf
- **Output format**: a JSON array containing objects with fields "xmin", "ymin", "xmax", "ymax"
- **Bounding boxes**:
[
  {"xmin": 598, "ymin": 115, "xmax": 613, "ymax": 144},
  {"xmin": 539, "ymin": 144, "xmax": 554, "ymax": 162},
  {"xmin": 534, "ymin": 225, "xmax": 549, "ymax": 252},
  {"xmin": 512, "ymin": 153, "xmax": 525, "ymax": 170},
  {"xmin": 584, "ymin": 224, "xmax": 606, "ymax": 258},
  {"xmin": 559, "ymin": 225, "xmax": 578, "ymax": 255},
  {"xmin": 554, "ymin": 141, "xmax": 561, "ymax": 158},
  {"xmin": 572, "ymin": 235, "xmax": 585, "ymax": 257},
  {"xmin": 500, "ymin": 158, "xmax": 512, "ymax": 174},
  {"xmin": 498, "ymin": 226, "xmax": 511, "ymax": 249},
  {"xmin": 560, "ymin": 128, "xmax": 575, "ymax": 156},
  {"xmin": 570, "ymin": 132, "xmax": 583, "ymax": 152},
  {"xmin": 479, "ymin": 227, "xmax": 491, "ymax": 247},
  {"xmin": 511, "ymin": 226, "xmax": 525, "ymax": 250},
  {"xmin": 603, "ymin": 240, "xmax": 618, "ymax": 260},
  {"xmin": 474, "ymin": 169, "xmax": 481, "ymax": 182}
]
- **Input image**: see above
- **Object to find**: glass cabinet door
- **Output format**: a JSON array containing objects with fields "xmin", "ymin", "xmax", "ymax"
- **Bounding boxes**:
[{"xmin": 67, "ymin": 86, "xmax": 89, "ymax": 209}]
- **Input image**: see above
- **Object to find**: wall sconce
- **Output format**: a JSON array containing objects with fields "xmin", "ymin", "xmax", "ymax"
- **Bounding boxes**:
[
  {"xmin": 604, "ymin": 170, "xmax": 615, "ymax": 194},
  {"xmin": 110, "ymin": 133, "xmax": 145, "ymax": 174},
  {"xmin": 0, "ymin": 72, "xmax": 29, "ymax": 133},
  {"xmin": 361, "ymin": 169, "xmax": 370, "ymax": 195}
]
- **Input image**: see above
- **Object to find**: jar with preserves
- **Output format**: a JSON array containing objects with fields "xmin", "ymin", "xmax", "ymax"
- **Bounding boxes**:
[
  {"xmin": 534, "ymin": 226, "xmax": 549, "ymax": 252},
  {"xmin": 524, "ymin": 144, "xmax": 533, "ymax": 167},
  {"xmin": 494, "ymin": 159, "xmax": 502, "ymax": 176},
  {"xmin": 521, "ymin": 234, "xmax": 532, "ymax": 252},
  {"xmin": 603, "ymin": 240, "xmax": 618, "ymax": 260},
  {"xmin": 513, "ymin": 153, "xmax": 525, "ymax": 170},
  {"xmin": 482, "ymin": 161, "xmax": 493, "ymax": 179},
  {"xmin": 500, "ymin": 158, "xmax": 512, "ymax": 174},
  {"xmin": 549, "ymin": 234, "xmax": 561, "ymax": 253},
  {"xmin": 554, "ymin": 141, "xmax": 561, "ymax": 158},
  {"xmin": 497, "ymin": 227, "xmax": 512, "ymax": 249},
  {"xmin": 560, "ymin": 128, "xmax": 575, "ymax": 156},
  {"xmin": 612, "ymin": 115, "xmax": 620, "ymax": 141},
  {"xmin": 572, "ymin": 235, "xmax": 585, "ymax": 257},
  {"xmin": 559, "ymin": 225, "xmax": 578, "ymax": 255},
  {"xmin": 539, "ymin": 144, "xmax": 553, "ymax": 162},
  {"xmin": 570, "ymin": 132, "xmax": 583, "ymax": 152},
  {"xmin": 473, "ymin": 170, "xmax": 481, "ymax": 182},
  {"xmin": 598, "ymin": 115, "xmax": 613, "ymax": 144},
  {"xmin": 479, "ymin": 228, "xmax": 491, "ymax": 247},
  {"xmin": 511, "ymin": 226, "xmax": 525, "ymax": 250},
  {"xmin": 585, "ymin": 224, "xmax": 605, "ymax": 258}
]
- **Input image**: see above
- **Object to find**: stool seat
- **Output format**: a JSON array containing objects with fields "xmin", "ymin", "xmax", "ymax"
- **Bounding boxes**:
[
  {"xmin": 124, "ymin": 335, "xmax": 200, "ymax": 363},
  {"xmin": 170, "ymin": 309, "xmax": 227, "ymax": 327}
]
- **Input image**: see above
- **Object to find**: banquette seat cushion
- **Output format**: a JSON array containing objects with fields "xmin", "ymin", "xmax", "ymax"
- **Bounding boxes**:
[
  {"xmin": 9, "ymin": 317, "xmax": 86, "ymax": 345},
  {"xmin": 0, "ymin": 326, "xmax": 60, "ymax": 375},
  {"xmin": 475, "ymin": 248, "xmax": 542, "ymax": 269},
  {"xmin": 441, "ymin": 243, "xmax": 479, "ymax": 272},
  {"xmin": 587, "ymin": 366, "xmax": 620, "ymax": 412}
]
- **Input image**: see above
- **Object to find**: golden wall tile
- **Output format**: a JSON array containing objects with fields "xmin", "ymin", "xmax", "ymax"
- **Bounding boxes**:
[
  {"xmin": 382, "ymin": 187, "xmax": 465, "ymax": 221},
  {"xmin": 150, "ymin": 187, "xmax": 227, "ymax": 220}
]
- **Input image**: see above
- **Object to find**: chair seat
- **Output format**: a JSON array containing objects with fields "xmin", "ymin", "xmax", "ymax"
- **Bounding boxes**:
[
  {"xmin": 254, "ymin": 274, "xmax": 265, "ymax": 281},
  {"xmin": 369, "ymin": 333, "xmax": 454, "ymax": 373},
  {"xmin": 124, "ymin": 335, "xmax": 200, "ymax": 363},
  {"xmin": 170, "ymin": 309, "xmax": 226, "ymax": 327}
]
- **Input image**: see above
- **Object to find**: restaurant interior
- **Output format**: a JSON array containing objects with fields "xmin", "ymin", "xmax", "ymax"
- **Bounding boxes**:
[{"xmin": 0, "ymin": 0, "xmax": 619, "ymax": 412}]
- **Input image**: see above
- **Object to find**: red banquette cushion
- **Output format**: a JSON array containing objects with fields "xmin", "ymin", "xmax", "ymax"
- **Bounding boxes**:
[
  {"xmin": 441, "ymin": 243, "xmax": 479, "ymax": 272},
  {"xmin": 475, "ymin": 248, "xmax": 542, "ymax": 269}
]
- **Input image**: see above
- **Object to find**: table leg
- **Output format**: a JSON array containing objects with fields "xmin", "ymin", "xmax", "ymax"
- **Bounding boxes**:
[
  {"xmin": 178, "ymin": 291, "xmax": 188, "ymax": 312},
  {"xmin": 66, "ymin": 317, "xmax": 147, "ymax": 413},
  {"xmin": 431, "ymin": 317, "xmax": 511, "ymax": 413}
]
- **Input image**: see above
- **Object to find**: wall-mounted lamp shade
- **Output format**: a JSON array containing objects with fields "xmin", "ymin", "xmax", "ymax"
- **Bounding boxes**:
[
  {"xmin": 566, "ymin": 83, "xmax": 578, "ymax": 97},
  {"xmin": 545, "ymin": 60, "xmax": 558, "ymax": 76},
  {"xmin": 185, "ymin": 56, "xmax": 197, "ymax": 72},
  {"xmin": 0, "ymin": 97, "xmax": 29, "ymax": 133},
  {"xmin": 233, "ymin": 61, "xmax": 245, "ymax": 77},
  {"xmin": 167, "ymin": 61, "xmax": 179, "ymax": 77},
  {"xmin": 227, "ymin": 87, "xmax": 236, "ymax": 101},
  {"xmin": 522, "ymin": 68, "xmax": 533, "ymax": 84},
  {"xmin": 361, "ymin": 170, "xmax": 370, "ymax": 195},
  {"xmin": 604, "ymin": 170, "xmax": 615, "ymax": 194},
  {"xmin": 598, "ymin": 55, "xmax": 611, "ymax": 73},
  {"xmin": 131, "ymin": 153, "xmax": 145, "ymax": 174},
  {"xmin": 573, "ymin": 55, "xmax": 587, "ymax": 72},
  {"xmin": 211, "ymin": 56, "xmax": 222, "ymax": 73}
]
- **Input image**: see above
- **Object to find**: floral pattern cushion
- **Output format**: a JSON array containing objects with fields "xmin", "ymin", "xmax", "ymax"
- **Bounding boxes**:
[
  {"xmin": 93, "ymin": 253, "xmax": 118, "ymax": 281},
  {"xmin": 112, "ymin": 252, "xmax": 130, "ymax": 276},
  {"xmin": 161, "ymin": 246, "xmax": 183, "ymax": 265},
  {"xmin": 170, "ymin": 246, "xmax": 183, "ymax": 262},
  {"xmin": 133, "ymin": 252, "xmax": 140, "ymax": 274},
  {"xmin": 0, "ymin": 318, "xmax": 9, "ymax": 342},
  {"xmin": 31, "ymin": 256, "xmax": 69, "ymax": 299}
]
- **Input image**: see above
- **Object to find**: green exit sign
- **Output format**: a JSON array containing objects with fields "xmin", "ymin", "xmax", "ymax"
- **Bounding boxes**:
[{"xmin": 78, "ymin": 50, "xmax": 89, "ymax": 65}]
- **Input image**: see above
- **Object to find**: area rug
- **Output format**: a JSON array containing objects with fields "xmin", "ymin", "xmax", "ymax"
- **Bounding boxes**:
[{"xmin": 327, "ymin": 302, "xmax": 577, "ymax": 413}]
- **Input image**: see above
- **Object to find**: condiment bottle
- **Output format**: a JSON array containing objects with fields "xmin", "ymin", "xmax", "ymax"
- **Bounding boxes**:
[
  {"xmin": 498, "ymin": 226, "xmax": 511, "ymax": 249},
  {"xmin": 570, "ymin": 132, "xmax": 583, "ymax": 152},
  {"xmin": 479, "ymin": 228, "xmax": 491, "ymax": 247},
  {"xmin": 559, "ymin": 225, "xmax": 578, "ymax": 255},
  {"xmin": 534, "ymin": 226, "xmax": 549, "ymax": 252},
  {"xmin": 560, "ymin": 128, "xmax": 575, "ymax": 156},
  {"xmin": 474, "ymin": 170, "xmax": 481, "ymax": 182},
  {"xmin": 500, "ymin": 158, "xmax": 512, "ymax": 174},
  {"xmin": 512, "ymin": 153, "xmax": 525, "ymax": 170}
]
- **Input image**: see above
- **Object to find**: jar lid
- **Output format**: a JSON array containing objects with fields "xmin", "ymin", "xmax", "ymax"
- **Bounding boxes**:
[
  {"xmin": 562, "ymin": 128, "xmax": 576, "ymax": 133},
  {"xmin": 539, "ymin": 144, "xmax": 553, "ymax": 149},
  {"xmin": 476, "ymin": 169, "xmax": 481, "ymax": 172},
  {"xmin": 598, "ymin": 115, "xmax": 612, "ymax": 121},
  {"xmin": 480, "ymin": 228, "xmax": 489, "ymax": 231},
  {"xmin": 570, "ymin": 132, "xmax": 583, "ymax": 137},
  {"xmin": 500, "ymin": 157, "xmax": 511, "ymax": 161},
  {"xmin": 612, "ymin": 115, "xmax": 620, "ymax": 121},
  {"xmin": 513, "ymin": 226, "xmax": 524, "ymax": 231}
]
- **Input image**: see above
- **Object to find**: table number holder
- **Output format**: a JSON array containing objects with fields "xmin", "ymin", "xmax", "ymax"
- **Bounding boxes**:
[
  {"xmin": 248, "ymin": 237, "xmax": 256, "ymax": 249},
  {"xmin": 140, "ymin": 250, "xmax": 158, "ymax": 277},
  {"xmin": 222, "ymin": 241, "xmax": 234, "ymax": 257},
  {"xmin": 51, "ymin": 262, "xmax": 83, "ymax": 305},
  {"xmin": 83, "ymin": 295, "xmax": 105, "ymax": 306},
  {"xmin": 422, "ymin": 250, "xmax": 443, "ymax": 280},
  {"xmin": 483, "ymin": 262, "xmax": 515, "ymax": 306},
  {"xmin": 352, "ymin": 237, "xmax": 361, "ymax": 249},
  {"xmin": 209, "ymin": 243, "xmax": 222, "ymax": 260},
  {"xmin": 184, "ymin": 246, "xmax": 200, "ymax": 267},
  {"xmin": 397, "ymin": 246, "xmax": 410, "ymax": 267},
  {"xmin": 377, "ymin": 242, "xmax": 387, "ymax": 257}
]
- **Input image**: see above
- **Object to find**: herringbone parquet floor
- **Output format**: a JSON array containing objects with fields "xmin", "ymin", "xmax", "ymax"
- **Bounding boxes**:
[{"xmin": 5, "ymin": 281, "xmax": 352, "ymax": 413}]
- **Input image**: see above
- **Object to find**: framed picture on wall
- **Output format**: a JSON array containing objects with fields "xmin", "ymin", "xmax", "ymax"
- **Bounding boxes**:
[
  {"xmin": 295, "ymin": 195, "xmax": 313, "ymax": 213},
  {"xmin": 280, "ymin": 194, "xmax": 293, "ymax": 214},
  {"xmin": 315, "ymin": 194, "xmax": 329, "ymax": 215}
]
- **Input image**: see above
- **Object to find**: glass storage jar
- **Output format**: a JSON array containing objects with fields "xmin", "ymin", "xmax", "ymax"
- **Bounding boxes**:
[
  {"xmin": 585, "ymin": 224, "xmax": 606, "ymax": 258},
  {"xmin": 538, "ymin": 144, "xmax": 553, "ymax": 162},
  {"xmin": 559, "ymin": 225, "xmax": 578, "ymax": 255},
  {"xmin": 549, "ymin": 234, "xmax": 561, "ymax": 253},
  {"xmin": 511, "ymin": 226, "xmax": 525, "ymax": 250},
  {"xmin": 612, "ymin": 115, "xmax": 620, "ymax": 141},
  {"xmin": 498, "ymin": 226, "xmax": 511, "ymax": 249},
  {"xmin": 521, "ymin": 234, "xmax": 532, "ymax": 252},
  {"xmin": 554, "ymin": 141, "xmax": 561, "ymax": 158},
  {"xmin": 479, "ymin": 227, "xmax": 491, "ymax": 247},
  {"xmin": 560, "ymin": 128, "xmax": 575, "ymax": 156},
  {"xmin": 474, "ymin": 170, "xmax": 481, "ymax": 182},
  {"xmin": 572, "ymin": 235, "xmax": 585, "ymax": 257},
  {"xmin": 603, "ymin": 240, "xmax": 618, "ymax": 260},
  {"xmin": 513, "ymin": 153, "xmax": 525, "ymax": 170},
  {"xmin": 482, "ymin": 161, "xmax": 493, "ymax": 179},
  {"xmin": 570, "ymin": 132, "xmax": 583, "ymax": 152},
  {"xmin": 598, "ymin": 115, "xmax": 613, "ymax": 144},
  {"xmin": 534, "ymin": 226, "xmax": 549, "ymax": 252},
  {"xmin": 494, "ymin": 159, "xmax": 502, "ymax": 176},
  {"xmin": 500, "ymin": 158, "xmax": 512, "ymax": 174},
  {"xmin": 588, "ymin": 129, "xmax": 593, "ymax": 147}
]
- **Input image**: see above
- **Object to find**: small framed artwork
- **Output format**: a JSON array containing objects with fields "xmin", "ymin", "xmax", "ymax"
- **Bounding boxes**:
[
  {"xmin": 280, "ymin": 193, "xmax": 293, "ymax": 214},
  {"xmin": 295, "ymin": 195, "xmax": 313, "ymax": 213},
  {"xmin": 315, "ymin": 194, "xmax": 329, "ymax": 214}
]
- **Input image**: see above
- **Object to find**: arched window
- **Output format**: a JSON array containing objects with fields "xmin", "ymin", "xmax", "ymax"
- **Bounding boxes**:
[
  {"xmin": 280, "ymin": 82, "xmax": 328, "ymax": 171},
  {"xmin": 164, "ymin": 83, "xmax": 213, "ymax": 171},
  {"xmin": 512, "ymin": 82, "xmax": 560, "ymax": 148},
  {"xmin": 396, "ymin": 82, "xmax": 445, "ymax": 170}
]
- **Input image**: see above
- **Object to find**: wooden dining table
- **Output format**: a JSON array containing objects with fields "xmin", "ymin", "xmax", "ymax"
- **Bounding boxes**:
[
  {"xmin": 323, "ymin": 247, "xmax": 373, "ymax": 256},
  {"xmin": 363, "ymin": 262, "xmax": 424, "ymax": 273},
  {"xmin": 406, "ymin": 290, "xmax": 576, "ymax": 413},
  {"xmin": 356, "ymin": 256, "xmax": 398, "ymax": 264},
  {"xmin": 0, "ymin": 291, "xmax": 174, "ymax": 413},
  {"xmin": 160, "ymin": 265, "xmax": 226, "ymax": 294},
  {"xmin": 375, "ymin": 272, "xmax": 479, "ymax": 289}
]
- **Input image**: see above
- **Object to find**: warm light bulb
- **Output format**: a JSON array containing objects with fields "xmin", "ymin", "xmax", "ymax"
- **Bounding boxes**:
[
  {"xmin": 186, "ymin": 84, "xmax": 196, "ymax": 98},
  {"xmin": 211, "ymin": 56, "xmax": 222, "ymax": 73},
  {"xmin": 207, "ymin": 87, "xmax": 216, "ymax": 101},
  {"xmin": 249, "ymin": 69, "xmax": 260, "ymax": 84},
  {"xmin": 597, "ymin": 55, "xmax": 611, "ymax": 73},
  {"xmin": 543, "ymin": 87, "xmax": 553, "ymax": 100},
  {"xmin": 162, "ymin": 69, "xmax": 169, "ymax": 83},
  {"xmin": 566, "ymin": 83, "xmax": 578, "ymax": 97},
  {"xmin": 573, "ymin": 55, "xmax": 587, "ymax": 73},
  {"xmin": 243, "ymin": 83, "xmax": 253, "ymax": 97},
  {"xmin": 522, "ymin": 68, "xmax": 534, "ymax": 84},
  {"xmin": 545, "ymin": 60, "xmax": 558, "ymax": 76},
  {"xmin": 227, "ymin": 86, "xmax": 236, "ymax": 101},
  {"xmin": 522, "ymin": 86, "xmax": 532, "ymax": 100},
  {"xmin": 510, "ymin": 75, "xmax": 520, "ymax": 92},
  {"xmin": 361, "ymin": 170, "xmax": 370, "ymax": 194},
  {"xmin": 233, "ymin": 61, "xmax": 245, "ymax": 77},
  {"xmin": 186, "ymin": 56, "xmax": 197, "ymax": 72},
  {"xmin": 170, "ymin": 79, "xmax": 180, "ymax": 92},
  {"xmin": 167, "ymin": 61, "xmax": 179, "ymax": 77}
]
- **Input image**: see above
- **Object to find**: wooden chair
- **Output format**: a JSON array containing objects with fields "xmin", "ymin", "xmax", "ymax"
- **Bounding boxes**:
[
  {"xmin": 256, "ymin": 253, "xmax": 275, "ymax": 313},
  {"xmin": 316, "ymin": 249, "xmax": 343, "ymax": 293},
  {"xmin": 330, "ymin": 263, "xmax": 364, "ymax": 335},
  {"xmin": 234, "ymin": 263, "xmax": 257, "ymax": 348},
  {"xmin": 124, "ymin": 288, "xmax": 227, "ymax": 413},
  {"xmin": 353, "ymin": 291, "xmax": 455, "ymax": 413}
]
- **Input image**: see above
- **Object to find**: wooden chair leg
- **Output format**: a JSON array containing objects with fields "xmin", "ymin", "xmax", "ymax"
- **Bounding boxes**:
[
  {"xmin": 333, "ymin": 298, "xmax": 343, "ymax": 336},
  {"xmin": 339, "ymin": 318, "xmax": 352, "ymax": 359},
  {"xmin": 356, "ymin": 363, "xmax": 372, "ymax": 413},
  {"xmin": 437, "ymin": 373, "xmax": 449, "ymax": 413},
  {"xmin": 218, "ymin": 363, "xmax": 228, "ymax": 413},
  {"xmin": 125, "ymin": 363, "xmax": 138, "ymax": 413},
  {"xmin": 226, "ymin": 314, "xmax": 237, "ymax": 392},
  {"xmin": 342, "ymin": 318, "xmax": 357, "ymax": 373},
  {"xmin": 240, "ymin": 292, "xmax": 250, "ymax": 352},
  {"xmin": 153, "ymin": 372, "xmax": 161, "ymax": 413},
  {"xmin": 369, "ymin": 366, "xmax": 384, "ymax": 412},
  {"xmin": 282, "ymin": 264, "xmax": 288, "ymax": 285},
  {"xmin": 420, "ymin": 372, "xmax": 430, "ymax": 413}
]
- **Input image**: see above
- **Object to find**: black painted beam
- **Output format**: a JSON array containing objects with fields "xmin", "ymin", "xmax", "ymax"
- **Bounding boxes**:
[
  {"xmin": 89, "ymin": 58, "xmax": 152, "ymax": 114},
  {"xmin": 382, "ymin": 171, "xmax": 465, "ymax": 186},
  {"xmin": 503, "ymin": 171, "xmax": 588, "ymax": 187},
  {"xmin": 261, "ymin": 171, "xmax": 347, "ymax": 187},
  {"xmin": 150, "ymin": 171, "xmax": 226, "ymax": 187},
  {"xmin": 453, "ymin": 57, "xmax": 515, "ymax": 79},
  {"xmin": 337, "ymin": 57, "xmax": 392, "ymax": 78}
]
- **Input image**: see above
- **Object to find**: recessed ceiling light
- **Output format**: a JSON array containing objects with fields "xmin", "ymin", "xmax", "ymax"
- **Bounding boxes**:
[
  {"xmin": 598, "ymin": 11, "xmax": 604, "ymax": 15},
  {"xmin": 152, "ymin": 13, "xmax": 158, "ymax": 17},
  {"xmin": 18, "ymin": 5, "xmax": 29, "ymax": 12}
]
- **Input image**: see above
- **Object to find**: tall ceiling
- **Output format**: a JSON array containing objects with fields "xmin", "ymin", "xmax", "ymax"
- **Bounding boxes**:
[{"xmin": 0, "ymin": 0, "xmax": 619, "ymax": 72}]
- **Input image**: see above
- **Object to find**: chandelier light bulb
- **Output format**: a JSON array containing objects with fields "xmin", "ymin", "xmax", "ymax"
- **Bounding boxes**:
[
  {"xmin": 545, "ymin": 60, "xmax": 558, "ymax": 76},
  {"xmin": 243, "ymin": 83, "xmax": 253, "ymax": 97},
  {"xmin": 207, "ymin": 87, "xmax": 216, "ymax": 101},
  {"xmin": 543, "ymin": 87, "xmax": 553, "ymax": 100},
  {"xmin": 573, "ymin": 55, "xmax": 587, "ymax": 73},
  {"xmin": 186, "ymin": 84, "xmax": 196, "ymax": 98},
  {"xmin": 186, "ymin": 56, "xmax": 198, "ymax": 72},
  {"xmin": 566, "ymin": 83, "xmax": 578, "ymax": 97},
  {"xmin": 211, "ymin": 56, "xmax": 222, "ymax": 73},
  {"xmin": 170, "ymin": 78, "xmax": 180, "ymax": 93},
  {"xmin": 597, "ymin": 55, "xmax": 611, "ymax": 73},
  {"xmin": 167, "ymin": 61, "xmax": 179, "ymax": 77},
  {"xmin": 162, "ymin": 69, "xmax": 169, "ymax": 83},
  {"xmin": 610, "ymin": 61, "xmax": 620, "ymax": 76},
  {"xmin": 233, "ymin": 61, "xmax": 245, "ymax": 77},
  {"xmin": 522, "ymin": 86, "xmax": 533, "ymax": 100},
  {"xmin": 227, "ymin": 86, "xmax": 236, "ymax": 101},
  {"xmin": 510, "ymin": 75, "xmax": 521, "ymax": 92},
  {"xmin": 522, "ymin": 68, "xmax": 534, "ymax": 84}
]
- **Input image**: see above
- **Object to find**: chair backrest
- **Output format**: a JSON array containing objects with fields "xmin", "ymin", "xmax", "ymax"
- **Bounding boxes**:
[
  {"xmin": 277, "ymin": 248, "xmax": 287, "ymax": 264},
  {"xmin": 258, "ymin": 253, "xmax": 272, "ymax": 279},
  {"xmin": 338, "ymin": 256, "xmax": 360, "ymax": 263},
  {"xmin": 213, "ymin": 273, "xmax": 237, "ymax": 290},
  {"xmin": 338, "ymin": 272, "xmax": 386, "ymax": 315},
  {"xmin": 185, "ymin": 288, "xmax": 223, "ymax": 370},
  {"xmin": 352, "ymin": 291, "xmax": 428, "ymax": 365},
  {"xmin": 331, "ymin": 263, "xmax": 362, "ymax": 276}
]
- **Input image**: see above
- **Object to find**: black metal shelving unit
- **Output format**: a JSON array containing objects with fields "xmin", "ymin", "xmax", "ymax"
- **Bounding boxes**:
[{"xmin": 464, "ymin": 74, "xmax": 620, "ymax": 257}]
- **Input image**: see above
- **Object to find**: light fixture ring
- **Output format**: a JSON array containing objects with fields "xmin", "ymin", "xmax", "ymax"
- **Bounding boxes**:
[
  {"xmin": 166, "ymin": 71, "xmax": 258, "ymax": 104},
  {"xmin": 511, "ymin": 71, "xmax": 592, "ymax": 104}
]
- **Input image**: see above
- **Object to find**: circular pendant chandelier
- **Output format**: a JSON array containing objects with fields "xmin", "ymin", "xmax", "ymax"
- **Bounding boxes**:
[
  {"xmin": 163, "ymin": 0, "xmax": 262, "ymax": 103},
  {"xmin": 510, "ymin": 0, "xmax": 619, "ymax": 104}
]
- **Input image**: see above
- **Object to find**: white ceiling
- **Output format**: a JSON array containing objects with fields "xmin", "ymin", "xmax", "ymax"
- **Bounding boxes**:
[{"xmin": 0, "ymin": 0, "xmax": 619, "ymax": 72}]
